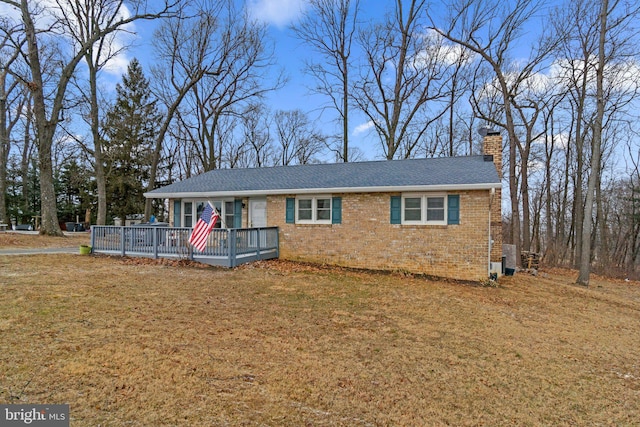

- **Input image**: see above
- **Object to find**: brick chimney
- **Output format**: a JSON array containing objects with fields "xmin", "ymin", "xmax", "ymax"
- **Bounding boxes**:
[
  {"xmin": 482, "ymin": 130, "xmax": 502, "ymax": 179},
  {"xmin": 482, "ymin": 130, "xmax": 503, "ymax": 275}
]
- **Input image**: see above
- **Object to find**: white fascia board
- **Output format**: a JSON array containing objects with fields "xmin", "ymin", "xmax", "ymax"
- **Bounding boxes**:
[{"xmin": 144, "ymin": 182, "xmax": 501, "ymax": 199}]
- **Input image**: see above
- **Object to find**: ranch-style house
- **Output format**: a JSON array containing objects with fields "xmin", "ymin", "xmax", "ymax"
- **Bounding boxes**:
[{"xmin": 143, "ymin": 132, "xmax": 503, "ymax": 281}]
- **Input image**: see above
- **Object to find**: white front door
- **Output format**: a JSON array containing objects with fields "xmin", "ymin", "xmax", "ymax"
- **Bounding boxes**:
[
  {"xmin": 249, "ymin": 198, "xmax": 267, "ymax": 248},
  {"xmin": 249, "ymin": 198, "xmax": 267, "ymax": 228}
]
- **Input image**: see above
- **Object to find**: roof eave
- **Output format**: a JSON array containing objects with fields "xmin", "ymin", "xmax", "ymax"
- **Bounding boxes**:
[{"xmin": 144, "ymin": 182, "xmax": 502, "ymax": 199}]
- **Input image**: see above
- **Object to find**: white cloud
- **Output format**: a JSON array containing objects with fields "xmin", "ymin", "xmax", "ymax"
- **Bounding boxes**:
[
  {"xmin": 412, "ymin": 29, "xmax": 476, "ymax": 69},
  {"xmin": 545, "ymin": 57, "xmax": 640, "ymax": 96},
  {"xmin": 101, "ymin": 51, "xmax": 131, "ymax": 76},
  {"xmin": 353, "ymin": 120, "xmax": 375, "ymax": 136},
  {"xmin": 552, "ymin": 132, "xmax": 570, "ymax": 149},
  {"xmin": 247, "ymin": 0, "xmax": 307, "ymax": 28}
]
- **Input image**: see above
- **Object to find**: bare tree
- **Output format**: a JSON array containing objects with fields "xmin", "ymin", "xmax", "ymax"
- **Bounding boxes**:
[
  {"xmin": 144, "ymin": 2, "xmax": 230, "ymax": 220},
  {"xmin": 292, "ymin": 0, "xmax": 359, "ymax": 162},
  {"xmin": 216, "ymin": 115, "xmax": 242, "ymax": 168},
  {"xmin": 444, "ymin": 43, "xmax": 474, "ymax": 157},
  {"xmin": 622, "ymin": 147, "xmax": 640, "ymax": 273},
  {"xmin": 550, "ymin": 0, "xmax": 603, "ymax": 268},
  {"xmin": 0, "ymin": 17, "xmax": 25, "ymax": 224},
  {"xmin": 185, "ymin": 0, "xmax": 285, "ymax": 173},
  {"xmin": 17, "ymin": 95, "xmax": 34, "ymax": 220},
  {"xmin": 168, "ymin": 109, "xmax": 199, "ymax": 179},
  {"xmin": 61, "ymin": 0, "xmax": 145, "ymax": 226},
  {"xmin": 356, "ymin": 0, "xmax": 453, "ymax": 159},
  {"xmin": 0, "ymin": 0, "xmax": 178, "ymax": 235},
  {"xmin": 545, "ymin": 0, "xmax": 640, "ymax": 285},
  {"xmin": 241, "ymin": 103, "xmax": 273, "ymax": 168},
  {"xmin": 273, "ymin": 109, "xmax": 325, "ymax": 165},
  {"xmin": 584, "ymin": 0, "xmax": 640, "ymax": 284},
  {"xmin": 429, "ymin": 0, "xmax": 556, "ymax": 258}
]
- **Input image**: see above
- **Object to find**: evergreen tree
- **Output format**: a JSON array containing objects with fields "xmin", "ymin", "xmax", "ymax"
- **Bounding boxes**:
[
  {"xmin": 56, "ymin": 159, "xmax": 95, "ymax": 224},
  {"xmin": 103, "ymin": 59, "xmax": 162, "ymax": 223},
  {"xmin": 6, "ymin": 155, "xmax": 40, "ymax": 226}
]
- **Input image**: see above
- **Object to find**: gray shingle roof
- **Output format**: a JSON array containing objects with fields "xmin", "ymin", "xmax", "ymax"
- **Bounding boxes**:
[{"xmin": 145, "ymin": 155, "xmax": 501, "ymax": 198}]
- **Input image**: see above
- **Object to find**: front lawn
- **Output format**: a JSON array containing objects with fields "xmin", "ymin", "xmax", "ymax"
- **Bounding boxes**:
[{"xmin": 0, "ymin": 254, "xmax": 638, "ymax": 425}]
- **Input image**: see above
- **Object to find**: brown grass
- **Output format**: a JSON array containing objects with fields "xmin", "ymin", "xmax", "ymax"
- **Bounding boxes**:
[
  {"xmin": 0, "ymin": 236, "xmax": 639, "ymax": 426},
  {"xmin": 0, "ymin": 231, "xmax": 90, "ymax": 249}
]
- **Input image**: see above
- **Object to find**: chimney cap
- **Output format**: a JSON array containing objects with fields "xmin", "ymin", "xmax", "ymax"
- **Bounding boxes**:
[{"xmin": 478, "ymin": 126, "xmax": 500, "ymax": 137}]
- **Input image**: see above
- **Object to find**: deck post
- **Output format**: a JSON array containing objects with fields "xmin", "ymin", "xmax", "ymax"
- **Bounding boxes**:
[
  {"xmin": 153, "ymin": 228, "xmax": 158, "ymax": 259},
  {"xmin": 229, "ymin": 229, "xmax": 237, "ymax": 268},
  {"xmin": 255, "ymin": 228, "xmax": 261, "ymax": 258},
  {"xmin": 120, "ymin": 226, "xmax": 125, "ymax": 257}
]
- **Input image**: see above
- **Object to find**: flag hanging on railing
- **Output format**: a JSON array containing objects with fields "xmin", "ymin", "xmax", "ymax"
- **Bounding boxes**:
[{"xmin": 188, "ymin": 202, "xmax": 219, "ymax": 252}]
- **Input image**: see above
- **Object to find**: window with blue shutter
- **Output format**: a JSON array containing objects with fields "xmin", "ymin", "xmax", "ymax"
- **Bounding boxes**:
[
  {"xmin": 173, "ymin": 200, "xmax": 181, "ymax": 227},
  {"xmin": 286, "ymin": 198, "xmax": 295, "ymax": 223},
  {"xmin": 332, "ymin": 197, "xmax": 342, "ymax": 224},
  {"xmin": 447, "ymin": 194, "xmax": 460, "ymax": 225},
  {"xmin": 390, "ymin": 196, "xmax": 401, "ymax": 224}
]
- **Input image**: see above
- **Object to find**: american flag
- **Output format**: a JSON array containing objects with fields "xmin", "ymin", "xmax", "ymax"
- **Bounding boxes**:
[{"xmin": 188, "ymin": 202, "xmax": 219, "ymax": 252}]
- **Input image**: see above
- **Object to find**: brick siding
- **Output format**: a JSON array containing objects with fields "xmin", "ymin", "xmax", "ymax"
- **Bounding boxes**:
[
  {"xmin": 268, "ymin": 190, "xmax": 495, "ymax": 281},
  {"xmin": 266, "ymin": 133, "xmax": 504, "ymax": 282}
]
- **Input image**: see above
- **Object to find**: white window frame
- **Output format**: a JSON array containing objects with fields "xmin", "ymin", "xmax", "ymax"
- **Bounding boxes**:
[
  {"xmin": 183, "ymin": 200, "xmax": 194, "ymax": 228},
  {"xmin": 402, "ymin": 193, "xmax": 447, "ymax": 225},
  {"xmin": 182, "ymin": 199, "xmax": 234, "ymax": 229},
  {"xmin": 296, "ymin": 195, "xmax": 332, "ymax": 224}
]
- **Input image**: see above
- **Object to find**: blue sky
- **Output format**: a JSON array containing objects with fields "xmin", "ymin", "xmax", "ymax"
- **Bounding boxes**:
[
  {"xmin": 1, "ymin": 0, "xmax": 561, "ymax": 162},
  {"xmin": 133, "ymin": 0, "xmax": 395, "ymax": 160},
  {"xmin": 245, "ymin": 0, "xmax": 384, "ymax": 158},
  {"xmin": 0, "ymin": 0, "xmax": 393, "ymax": 159}
]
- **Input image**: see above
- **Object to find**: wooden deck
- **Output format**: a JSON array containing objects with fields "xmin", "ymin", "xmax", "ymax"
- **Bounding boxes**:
[{"xmin": 90, "ymin": 225, "xmax": 279, "ymax": 267}]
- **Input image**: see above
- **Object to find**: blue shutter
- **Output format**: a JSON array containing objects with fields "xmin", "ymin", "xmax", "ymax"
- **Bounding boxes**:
[
  {"xmin": 286, "ymin": 198, "xmax": 295, "ymax": 223},
  {"xmin": 332, "ymin": 197, "xmax": 342, "ymax": 224},
  {"xmin": 390, "ymin": 196, "xmax": 401, "ymax": 224},
  {"xmin": 234, "ymin": 199, "xmax": 243, "ymax": 228},
  {"xmin": 173, "ymin": 200, "xmax": 181, "ymax": 227},
  {"xmin": 448, "ymin": 194, "xmax": 460, "ymax": 225}
]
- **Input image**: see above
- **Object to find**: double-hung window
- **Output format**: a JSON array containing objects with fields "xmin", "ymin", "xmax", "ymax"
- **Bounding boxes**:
[
  {"xmin": 223, "ymin": 201, "xmax": 235, "ymax": 228},
  {"xmin": 184, "ymin": 202, "xmax": 194, "ymax": 228},
  {"xmin": 182, "ymin": 199, "xmax": 233, "ymax": 228},
  {"xmin": 402, "ymin": 194, "xmax": 447, "ymax": 225},
  {"xmin": 296, "ymin": 196, "xmax": 332, "ymax": 224}
]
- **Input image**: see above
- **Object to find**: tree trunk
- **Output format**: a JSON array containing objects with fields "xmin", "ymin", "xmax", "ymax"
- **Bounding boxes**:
[
  {"xmin": 573, "ymin": 128, "xmax": 584, "ymax": 268},
  {"xmin": 20, "ymin": 110, "xmax": 31, "ymax": 218},
  {"xmin": 20, "ymin": 0, "xmax": 62, "ymax": 236},
  {"xmin": 577, "ymin": 0, "xmax": 608, "ymax": 286},
  {"xmin": 520, "ymin": 140, "xmax": 532, "ymax": 252},
  {"xmin": 544, "ymin": 116, "xmax": 555, "ymax": 263},
  {"xmin": 0, "ymin": 71, "xmax": 8, "ymax": 224},
  {"xmin": 36, "ymin": 124, "xmax": 61, "ymax": 235},
  {"xmin": 342, "ymin": 52, "xmax": 349, "ymax": 162},
  {"xmin": 596, "ymin": 167, "xmax": 608, "ymax": 266},
  {"xmin": 87, "ymin": 59, "xmax": 108, "ymax": 225}
]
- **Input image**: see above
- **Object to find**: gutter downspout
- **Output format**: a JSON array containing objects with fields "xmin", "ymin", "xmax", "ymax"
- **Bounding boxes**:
[{"xmin": 488, "ymin": 187, "xmax": 496, "ymax": 278}]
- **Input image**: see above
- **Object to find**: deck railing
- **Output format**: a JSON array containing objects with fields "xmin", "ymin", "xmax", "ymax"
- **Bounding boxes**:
[{"xmin": 90, "ymin": 225, "xmax": 279, "ymax": 267}]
